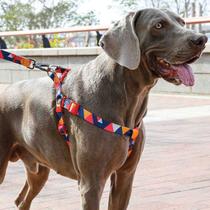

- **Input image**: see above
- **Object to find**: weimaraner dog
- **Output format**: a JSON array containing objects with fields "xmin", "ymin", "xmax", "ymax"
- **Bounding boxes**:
[{"xmin": 0, "ymin": 8, "xmax": 207, "ymax": 210}]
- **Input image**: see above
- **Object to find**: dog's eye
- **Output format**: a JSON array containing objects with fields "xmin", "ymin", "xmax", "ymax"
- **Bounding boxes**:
[{"xmin": 155, "ymin": 22, "xmax": 163, "ymax": 29}]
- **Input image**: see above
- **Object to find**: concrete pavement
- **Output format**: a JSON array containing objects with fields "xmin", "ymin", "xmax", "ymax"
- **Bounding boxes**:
[{"xmin": 1, "ymin": 93, "xmax": 210, "ymax": 210}]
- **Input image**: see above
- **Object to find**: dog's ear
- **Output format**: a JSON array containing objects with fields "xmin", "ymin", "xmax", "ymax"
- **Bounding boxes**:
[{"xmin": 100, "ymin": 11, "xmax": 141, "ymax": 70}]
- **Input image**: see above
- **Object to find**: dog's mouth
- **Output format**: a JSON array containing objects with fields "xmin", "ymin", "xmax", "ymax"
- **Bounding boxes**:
[{"xmin": 156, "ymin": 53, "xmax": 201, "ymax": 86}]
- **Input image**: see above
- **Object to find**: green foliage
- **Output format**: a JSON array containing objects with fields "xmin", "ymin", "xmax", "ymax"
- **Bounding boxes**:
[
  {"xmin": 114, "ymin": 0, "xmax": 207, "ymax": 17},
  {"xmin": 72, "ymin": 11, "xmax": 100, "ymax": 26},
  {"xmin": 0, "ymin": 0, "xmax": 34, "ymax": 31},
  {"xmin": 0, "ymin": 0, "xmax": 99, "ymax": 31},
  {"xmin": 18, "ymin": 41, "xmax": 35, "ymax": 49},
  {"xmin": 113, "ymin": 0, "xmax": 139, "ymax": 12},
  {"xmin": 0, "ymin": 0, "xmax": 100, "ymax": 48},
  {"xmin": 49, "ymin": 34, "xmax": 65, "ymax": 48},
  {"xmin": 118, "ymin": 0, "xmax": 138, "ymax": 8},
  {"xmin": 32, "ymin": 0, "xmax": 79, "ymax": 29}
]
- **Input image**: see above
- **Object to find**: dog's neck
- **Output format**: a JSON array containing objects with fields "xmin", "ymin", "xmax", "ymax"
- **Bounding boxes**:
[
  {"xmin": 124, "ymin": 61, "xmax": 157, "ymax": 96},
  {"xmin": 117, "ymin": 58, "xmax": 158, "ymax": 127}
]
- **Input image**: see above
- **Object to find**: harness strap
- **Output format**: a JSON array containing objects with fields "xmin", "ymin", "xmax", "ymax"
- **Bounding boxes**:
[
  {"xmin": 0, "ymin": 49, "xmax": 35, "ymax": 69},
  {"xmin": 0, "ymin": 49, "xmax": 139, "ymax": 155},
  {"xmin": 62, "ymin": 98, "xmax": 139, "ymax": 155},
  {"xmin": 50, "ymin": 67, "xmax": 139, "ymax": 155},
  {"xmin": 47, "ymin": 66, "xmax": 71, "ymax": 144}
]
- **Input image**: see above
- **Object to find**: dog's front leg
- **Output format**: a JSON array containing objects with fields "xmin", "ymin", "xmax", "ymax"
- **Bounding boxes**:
[
  {"xmin": 108, "ymin": 170, "xmax": 135, "ymax": 210},
  {"xmin": 79, "ymin": 176, "xmax": 106, "ymax": 210},
  {"xmin": 76, "ymin": 136, "xmax": 114, "ymax": 210},
  {"xmin": 108, "ymin": 125, "xmax": 145, "ymax": 210}
]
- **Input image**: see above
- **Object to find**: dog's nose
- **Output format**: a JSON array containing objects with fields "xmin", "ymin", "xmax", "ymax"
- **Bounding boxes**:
[{"xmin": 190, "ymin": 35, "xmax": 208, "ymax": 48}]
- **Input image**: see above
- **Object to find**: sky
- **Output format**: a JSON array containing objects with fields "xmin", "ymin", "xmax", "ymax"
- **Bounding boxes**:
[
  {"xmin": 31, "ymin": 0, "xmax": 124, "ymax": 25},
  {"xmin": 78, "ymin": 0, "xmax": 210, "ymax": 24},
  {"xmin": 33, "ymin": 0, "xmax": 210, "ymax": 25},
  {"xmin": 78, "ymin": 0, "xmax": 124, "ymax": 25}
]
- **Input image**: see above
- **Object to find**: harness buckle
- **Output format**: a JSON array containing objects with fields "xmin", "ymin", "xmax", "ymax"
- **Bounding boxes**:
[
  {"xmin": 28, "ymin": 59, "xmax": 36, "ymax": 69},
  {"xmin": 34, "ymin": 62, "xmax": 50, "ymax": 72},
  {"xmin": 69, "ymin": 102, "xmax": 80, "ymax": 115}
]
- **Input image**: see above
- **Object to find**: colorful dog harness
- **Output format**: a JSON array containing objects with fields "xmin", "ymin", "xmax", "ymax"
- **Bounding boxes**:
[{"xmin": 0, "ymin": 49, "xmax": 139, "ymax": 155}]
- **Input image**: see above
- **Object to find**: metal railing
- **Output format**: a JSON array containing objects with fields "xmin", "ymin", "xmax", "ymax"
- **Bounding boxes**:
[
  {"xmin": 0, "ymin": 25, "xmax": 109, "ymax": 37},
  {"xmin": 0, "ymin": 17, "xmax": 210, "ymax": 37},
  {"xmin": 185, "ymin": 16, "xmax": 210, "ymax": 24},
  {"xmin": 0, "ymin": 17, "xmax": 210, "ymax": 48}
]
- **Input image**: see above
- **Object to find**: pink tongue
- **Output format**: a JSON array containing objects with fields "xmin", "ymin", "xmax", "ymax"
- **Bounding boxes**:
[{"xmin": 174, "ymin": 64, "xmax": 194, "ymax": 86}]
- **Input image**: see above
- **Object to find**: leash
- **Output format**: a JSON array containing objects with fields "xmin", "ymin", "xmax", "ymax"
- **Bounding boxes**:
[{"xmin": 0, "ymin": 49, "xmax": 139, "ymax": 156}]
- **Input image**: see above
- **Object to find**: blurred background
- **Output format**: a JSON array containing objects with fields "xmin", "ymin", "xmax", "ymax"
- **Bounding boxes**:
[{"xmin": 0, "ymin": 0, "xmax": 209, "ymax": 49}]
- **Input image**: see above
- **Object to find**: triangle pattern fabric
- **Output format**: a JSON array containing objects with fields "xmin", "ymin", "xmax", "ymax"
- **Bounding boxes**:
[
  {"xmin": 86, "ymin": 114, "xmax": 94, "ymax": 124},
  {"xmin": 8, "ymin": 54, "xmax": 13, "ymax": 58},
  {"xmin": 97, "ymin": 117, "xmax": 103, "ymax": 124},
  {"xmin": 84, "ymin": 109, "xmax": 92, "ymax": 119},
  {"xmin": 112, "ymin": 123, "xmax": 121, "ymax": 132},
  {"xmin": 104, "ymin": 123, "xmax": 114, "ymax": 132},
  {"xmin": 78, "ymin": 106, "xmax": 84, "ymax": 119},
  {"xmin": 131, "ymin": 129, "xmax": 139, "ymax": 139},
  {"xmin": 0, "ymin": 51, "xmax": 3, "ymax": 59},
  {"xmin": 122, "ymin": 126, "xmax": 130, "ymax": 134},
  {"xmin": 115, "ymin": 127, "xmax": 123, "ymax": 135},
  {"xmin": 124, "ymin": 129, "xmax": 133, "ymax": 137}
]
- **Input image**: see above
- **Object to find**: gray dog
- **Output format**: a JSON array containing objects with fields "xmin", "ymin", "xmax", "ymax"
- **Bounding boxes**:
[{"xmin": 0, "ymin": 8, "xmax": 207, "ymax": 210}]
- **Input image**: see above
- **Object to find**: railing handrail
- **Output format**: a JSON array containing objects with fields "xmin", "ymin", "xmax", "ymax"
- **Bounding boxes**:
[
  {"xmin": 1, "ymin": 17, "xmax": 210, "ymax": 37},
  {"xmin": 0, "ymin": 25, "xmax": 109, "ymax": 37},
  {"xmin": 185, "ymin": 16, "xmax": 210, "ymax": 24}
]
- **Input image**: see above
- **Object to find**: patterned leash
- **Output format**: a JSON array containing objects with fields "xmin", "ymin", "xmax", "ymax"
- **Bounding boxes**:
[{"xmin": 0, "ymin": 49, "xmax": 139, "ymax": 155}]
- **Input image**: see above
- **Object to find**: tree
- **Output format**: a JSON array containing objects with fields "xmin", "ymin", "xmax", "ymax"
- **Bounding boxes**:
[
  {"xmin": 112, "ymin": 0, "xmax": 139, "ymax": 13},
  {"xmin": 117, "ymin": 0, "xmax": 138, "ymax": 10},
  {"xmin": 0, "ymin": 0, "xmax": 100, "ymax": 48},
  {"xmin": 114, "ymin": 0, "xmax": 208, "ymax": 18},
  {"xmin": 0, "ymin": 0, "xmax": 34, "ymax": 31},
  {"xmin": 0, "ymin": 0, "xmax": 99, "ymax": 31},
  {"xmin": 72, "ymin": 11, "xmax": 99, "ymax": 26},
  {"xmin": 144, "ymin": 0, "xmax": 168, "ymax": 9},
  {"xmin": 32, "ymin": 0, "xmax": 79, "ymax": 29}
]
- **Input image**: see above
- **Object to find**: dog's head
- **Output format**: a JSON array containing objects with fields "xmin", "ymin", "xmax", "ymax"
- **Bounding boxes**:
[{"xmin": 100, "ymin": 8, "xmax": 207, "ymax": 86}]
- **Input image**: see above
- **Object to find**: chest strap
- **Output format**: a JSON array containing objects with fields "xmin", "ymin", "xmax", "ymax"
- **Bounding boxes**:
[{"xmin": 49, "ymin": 66, "xmax": 139, "ymax": 156}]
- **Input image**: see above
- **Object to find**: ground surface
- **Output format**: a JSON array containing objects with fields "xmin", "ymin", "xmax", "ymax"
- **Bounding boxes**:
[{"xmin": 1, "ymin": 93, "xmax": 210, "ymax": 210}]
